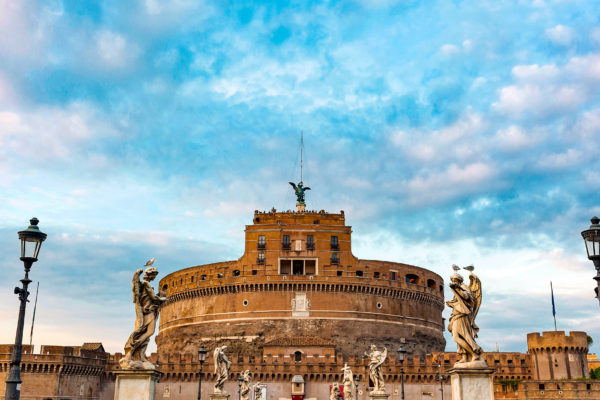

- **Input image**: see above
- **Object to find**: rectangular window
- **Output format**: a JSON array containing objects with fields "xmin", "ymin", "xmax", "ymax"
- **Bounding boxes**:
[
  {"xmin": 305, "ymin": 260, "xmax": 316, "ymax": 275},
  {"xmin": 374, "ymin": 271, "xmax": 380, "ymax": 278},
  {"xmin": 307, "ymin": 235, "xmax": 314, "ymax": 250},
  {"xmin": 293, "ymin": 260, "xmax": 304, "ymax": 275},
  {"xmin": 258, "ymin": 235, "xmax": 266, "ymax": 249},
  {"xmin": 252, "ymin": 270, "xmax": 258, "ymax": 275},
  {"xmin": 390, "ymin": 271, "xmax": 396, "ymax": 281},
  {"xmin": 257, "ymin": 253, "xmax": 265, "ymax": 264},
  {"xmin": 280, "ymin": 259, "xmax": 291, "ymax": 274},
  {"xmin": 337, "ymin": 270, "xmax": 343, "ymax": 276},
  {"xmin": 331, "ymin": 253, "xmax": 339, "ymax": 264},
  {"xmin": 330, "ymin": 236, "xmax": 339, "ymax": 250},
  {"xmin": 282, "ymin": 235, "xmax": 290, "ymax": 249}
]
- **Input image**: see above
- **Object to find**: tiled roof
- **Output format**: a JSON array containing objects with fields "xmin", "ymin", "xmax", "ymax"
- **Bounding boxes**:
[
  {"xmin": 81, "ymin": 343, "xmax": 104, "ymax": 351},
  {"xmin": 264, "ymin": 337, "xmax": 335, "ymax": 347}
]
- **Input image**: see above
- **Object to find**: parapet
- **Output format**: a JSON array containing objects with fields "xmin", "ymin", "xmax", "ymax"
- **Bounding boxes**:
[{"xmin": 527, "ymin": 331, "xmax": 588, "ymax": 352}]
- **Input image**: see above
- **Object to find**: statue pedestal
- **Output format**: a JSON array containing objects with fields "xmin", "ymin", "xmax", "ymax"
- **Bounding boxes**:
[
  {"xmin": 113, "ymin": 369, "xmax": 160, "ymax": 400},
  {"xmin": 368, "ymin": 391, "xmax": 390, "ymax": 400},
  {"xmin": 296, "ymin": 202, "xmax": 306, "ymax": 211},
  {"xmin": 210, "ymin": 392, "xmax": 231, "ymax": 400},
  {"xmin": 447, "ymin": 367, "xmax": 495, "ymax": 400}
]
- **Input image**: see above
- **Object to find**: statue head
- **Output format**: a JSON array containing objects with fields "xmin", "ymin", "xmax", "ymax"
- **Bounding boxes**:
[
  {"xmin": 370, "ymin": 344, "xmax": 377, "ymax": 351},
  {"xmin": 144, "ymin": 267, "xmax": 159, "ymax": 281},
  {"xmin": 450, "ymin": 273, "xmax": 464, "ymax": 284}
]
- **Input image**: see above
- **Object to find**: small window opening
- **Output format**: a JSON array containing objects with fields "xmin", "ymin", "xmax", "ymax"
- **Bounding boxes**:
[
  {"xmin": 294, "ymin": 351, "xmax": 302, "ymax": 362},
  {"xmin": 405, "ymin": 274, "xmax": 419, "ymax": 284},
  {"xmin": 356, "ymin": 270, "xmax": 363, "ymax": 277},
  {"xmin": 337, "ymin": 270, "xmax": 343, "ymax": 276},
  {"xmin": 233, "ymin": 270, "xmax": 240, "ymax": 277},
  {"xmin": 390, "ymin": 271, "xmax": 396, "ymax": 281},
  {"xmin": 217, "ymin": 273, "xmax": 223, "ymax": 279},
  {"xmin": 374, "ymin": 271, "xmax": 380, "ymax": 278},
  {"xmin": 427, "ymin": 279, "xmax": 436, "ymax": 288},
  {"xmin": 201, "ymin": 275, "xmax": 207, "ymax": 280},
  {"xmin": 252, "ymin": 269, "xmax": 258, "ymax": 275}
]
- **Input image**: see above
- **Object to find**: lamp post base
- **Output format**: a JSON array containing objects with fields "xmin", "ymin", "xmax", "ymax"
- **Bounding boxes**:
[
  {"xmin": 210, "ymin": 392, "xmax": 231, "ymax": 400},
  {"xmin": 447, "ymin": 367, "xmax": 495, "ymax": 400},
  {"xmin": 114, "ymin": 369, "xmax": 160, "ymax": 400}
]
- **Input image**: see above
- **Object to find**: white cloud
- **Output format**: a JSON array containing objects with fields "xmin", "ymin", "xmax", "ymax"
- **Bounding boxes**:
[
  {"xmin": 574, "ymin": 108, "xmax": 600, "ymax": 139},
  {"xmin": 440, "ymin": 44, "xmax": 460, "ymax": 57},
  {"xmin": 537, "ymin": 148, "xmax": 582, "ymax": 170},
  {"xmin": 404, "ymin": 162, "xmax": 497, "ymax": 206},
  {"xmin": 94, "ymin": 30, "xmax": 138, "ymax": 69},
  {"xmin": 495, "ymin": 125, "xmax": 541, "ymax": 151},
  {"xmin": 546, "ymin": 24, "xmax": 575, "ymax": 46}
]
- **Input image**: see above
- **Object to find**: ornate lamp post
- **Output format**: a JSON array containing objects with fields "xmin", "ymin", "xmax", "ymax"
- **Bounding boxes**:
[
  {"xmin": 435, "ymin": 365, "xmax": 447, "ymax": 400},
  {"xmin": 397, "ymin": 346, "xmax": 406, "ymax": 400},
  {"xmin": 5, "ymin": 218, "xmax": 47, "ymax": 400},
  {"xmin": 581, "ymin": 217, "xmax": 600, "ymax": 304},
  {"xmin": 197, "ymin": 345, "xmax": 207, "ymax": 400},
  {"xmin": 354, "ymin": 375, "xmax": 359, "ymax": 400}
]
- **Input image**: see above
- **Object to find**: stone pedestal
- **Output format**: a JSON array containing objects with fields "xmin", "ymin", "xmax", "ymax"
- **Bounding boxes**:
[
  {"xmin": 210, "ymin": 392, "xmax": 231, "ymax": 400},
  {"xmin": 114, "ymin": 369, "xmax": 160, "ymax": 400},
  {"xmin": 448, "ymin": 367, "xmax": 495, "ymax": 400},
  {"xmin": 296, "ymin": 202, "xmax": 306, "ymax": 211},
  {"xmin": 368, "ymin": 391, "xmax": 390, "ymax": 400}
]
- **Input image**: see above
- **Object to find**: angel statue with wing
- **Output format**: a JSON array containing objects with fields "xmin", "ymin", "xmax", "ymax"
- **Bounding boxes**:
[
  {"xmin": 289, "ymin": 181, "xmax": 311, "ymax": 205},
  {"xmin": 119, "ymin": 258, "xmax": 167, "ymax": 370},
  {"xmin": 446, "ymin": 265, "xmax": 485, "ymax": 367},
  {"xmin": 240, "ymin": 370, "xmax": 251, "ymax": 400},
  {"xmin": 366, "ymin": 345, "xmax": 387, "ymax": 393},
  {"xmin": 214, "ymin": 345, "xmax": 232, "ymax": 393}
]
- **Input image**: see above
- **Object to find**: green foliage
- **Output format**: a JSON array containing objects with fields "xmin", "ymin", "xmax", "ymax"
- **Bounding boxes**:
[
  {"xmin": 590, "ymin": 367, "xmax": 600, "ymax": 380},
  {"xmin": 588, "ymin": 335, "xmax": 594, "ymax": 346},
  {"xmin": 498, "ymin": 379, "xmax": 519, "ymax": 392}
]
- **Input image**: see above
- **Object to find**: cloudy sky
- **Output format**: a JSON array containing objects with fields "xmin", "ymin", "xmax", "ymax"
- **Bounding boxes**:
[{"xmin": 1, "ymin": 0, "xmax": 600, "ymax": 356}]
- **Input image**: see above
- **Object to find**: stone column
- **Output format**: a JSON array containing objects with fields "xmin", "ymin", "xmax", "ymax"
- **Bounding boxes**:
[
  {"xmin": 447, "ymin": 367, "xmax": 495, "ymax": 400},
  {"xmin": 113, "ymin": 370, "xmax": 160, "ymax": 400}
]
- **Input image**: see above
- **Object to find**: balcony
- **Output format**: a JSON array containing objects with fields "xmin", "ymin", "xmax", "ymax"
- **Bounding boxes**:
[
  {"xmin": 282, "ymin": 243, "xmax": 291, "ymax": 250},
  {"xmin": 330, "ymin": 244, "xmax": 339, "ymax": 251},
  {"xmin": 257, "ymin": 243, "xmax": 266, "ymax": 250},
  {"xmin": 330, "ymin": 257, "xmax": 339, "ymax": 265},
  {"xmin": 257, "ymin": 257, "xmax": 265, "ymax": 265},
  {"xmin": 306, "ymin": 243, "xmax": 315, "ymax": 251}
]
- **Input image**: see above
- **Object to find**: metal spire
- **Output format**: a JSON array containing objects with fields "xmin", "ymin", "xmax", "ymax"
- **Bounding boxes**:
[{"xmin": 300, "ymin": 131, "xmax": 303, "ymax": 183}]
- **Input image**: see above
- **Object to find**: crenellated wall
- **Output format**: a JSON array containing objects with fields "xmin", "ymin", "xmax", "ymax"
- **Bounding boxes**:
[{"xmin": 527, "ymin": 331, "xmax": 589, "ymax": 380}]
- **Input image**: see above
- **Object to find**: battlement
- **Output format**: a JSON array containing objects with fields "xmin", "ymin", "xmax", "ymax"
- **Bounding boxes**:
[
  {"xmin": 527, "ymin": 331, "xmax": 589, "ymax": 352},
  {"xmin": 252, "ymin": 209, "xmax": 345, "ymax": 225}
]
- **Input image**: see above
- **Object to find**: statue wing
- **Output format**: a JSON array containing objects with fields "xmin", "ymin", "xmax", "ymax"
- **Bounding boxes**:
[
  {"xmin": 469, "ymin": 273, "xmax": 482, "ymax": 323},
  {"xmin": 214, "ymin": 347, "xmax": 220, "ymax": 373},
  {"xmin": 374, "ymin": 347, "xmax": 387, "ymax": 368},
  {"xmin": 132, "ymin": 269, "xmax": 143, "ymax": 303},
  {"xmin": 289, "ymin": 182, "xmax": 298, "ymax": 192},
  {"xmin": 304, "ymin": 186, "xmax": 311, "ymax": 191}
]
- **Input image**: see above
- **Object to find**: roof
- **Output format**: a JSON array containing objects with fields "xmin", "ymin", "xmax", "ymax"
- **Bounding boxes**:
[
  {"xmin": 81, "ymin": 343, "xmax": 105, "ymax": 352},
  {"xmin": 264, "ymin": 336, "xmax": 335, "ymax": 347}
]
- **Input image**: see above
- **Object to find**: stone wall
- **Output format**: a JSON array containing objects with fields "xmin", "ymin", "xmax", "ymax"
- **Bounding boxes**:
[{"xmin": 527, "ymin": 331, "xmax": 589, "ymax": 380}]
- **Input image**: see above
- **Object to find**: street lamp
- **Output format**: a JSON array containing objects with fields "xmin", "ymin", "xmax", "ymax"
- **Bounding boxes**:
[
  {"xmin": 238, "ymin": 376, "xmax": 243, "ymax": 400},
  {"xmin": 397, "ymin": 346, "xmax": 406, "ymax": 400},
  {"xmin": 435, "ymin": 365, "xmax": 447, "ymax": 400},
  {"xmin": 582, "ymin": 217, "xmax": 600, "ymax": 303},
  {"xmin": 5, "ymin": 218, "xmax": 47, "ymax": 400},
  {"xmin": 354, "ymin": 375, "xmax": 359, "ymax": 400},
  {"xmin": 197, "ymin": 345, "xmax": 207, "ymax": 400}
]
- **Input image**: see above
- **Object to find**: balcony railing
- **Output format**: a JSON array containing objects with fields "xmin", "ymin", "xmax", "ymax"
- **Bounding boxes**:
[
  {"xmin": 257, "ymin": 243, "xmax": 266, "ymax": 250},
  {"xmin": 282, "ymin": 243, "xmax": 291, "ymax": 250},
  {"xmin": 257, "ymin": 257, "xmax": 265, "ymax": 265},
  {"xmin": 330, "ymin": 244, "xmax": 339, "ymax": 250},
  {"xmin": 330, "ymin": 257, "xmax": 339, "ymax": 265},
  {"xmin": 306, "ymin": 243, "xmax": 315, "ymax": 251}
]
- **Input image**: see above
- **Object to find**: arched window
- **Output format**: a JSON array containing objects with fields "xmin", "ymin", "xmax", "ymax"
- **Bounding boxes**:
[
  {"xmin": 233, "ymin": 270, "xmax": 241, "ymax": 277},
  {"xmin": 294, "ymin": 351, "xmax": 302, "ymax": 362},
  {"xmin": 406, "ymin": 274, "xmax": 420, "ymax": 285},
  {"xmin": 427, "ymin": 279, "xmax": 435, "ymax": 289}
]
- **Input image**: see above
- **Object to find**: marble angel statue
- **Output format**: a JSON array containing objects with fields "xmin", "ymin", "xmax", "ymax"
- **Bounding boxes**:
[
  {"xmin": 342, "ymin": 363, "xmax": 355, "ymax": 400},
  {"xmin": 120, "ymin": 258, "xmax": 166, "ymax": 370},
  {"xmin": 240, "ymin": 370, "xmax": 251, "ymax": 400},
  {"xmin": 366, "ymin": 345, "xmax": 387, "ymax": 393},
  {"xmin": 214, "ymin": 345, "xmax": 232, "ymax": 393},
  {"xmin": 330, "ymin": 382, "xmax": 341, "ymax": 400},
  {"xmin": 446, "ymin": 265, "xmax": 485, "ymax": 366}
]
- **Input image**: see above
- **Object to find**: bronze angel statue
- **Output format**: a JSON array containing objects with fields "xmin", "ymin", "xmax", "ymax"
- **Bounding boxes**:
[
  {"xmin": 446, "ymin": 265, "xmax": 484, "ymax": 366},
  {"xmin": 289, "ymin": 181, "xmax": 311, "ymax": 204},
  {"xmin": 366, "ymin": 345, "xmax": 387, "ymax": 393},
  {"xmin": 119, "ymin": 258, "xmax": 166, "ymax": 369}
]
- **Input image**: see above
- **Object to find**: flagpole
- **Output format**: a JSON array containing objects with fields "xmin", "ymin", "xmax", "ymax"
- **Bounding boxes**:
[
  {"xmin": 29, "ymin": 282, "xmax": 39, "ymax": 348},
  {"xmin": 551, "ymin": 281, "xmax": 557, "ymax": 331}
]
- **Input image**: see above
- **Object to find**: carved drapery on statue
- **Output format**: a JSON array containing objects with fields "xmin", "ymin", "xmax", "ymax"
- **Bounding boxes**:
[
  {"xmin": 367, "ymin": 345, "xmax": 387, "ymax": 393},
  {"xmin": 342, "ymin": 363, "xmax": 355, "ymax": 400},
  {"xmin": 240, "ymin": 370, "xmax": 251, "ymax": 400},
  {"xmin": 330, "ymin": 382, "xmax": 341, "ymax": 400},
  {"xmin": 119, "ymin": 259, "xmax": 166, "ymax": 370},
  {"xmin": 214, "ymin": 346, "xmax": 231, "ymax": 393},
  {"xmin": 446, "ymin": 265, "xmax": 486, "ymax": 368}
]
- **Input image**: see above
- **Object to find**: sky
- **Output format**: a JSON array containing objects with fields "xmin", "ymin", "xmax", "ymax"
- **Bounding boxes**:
[{"xmin": 1, "ymin": 0, "xmax": 600, "ymax": 357}]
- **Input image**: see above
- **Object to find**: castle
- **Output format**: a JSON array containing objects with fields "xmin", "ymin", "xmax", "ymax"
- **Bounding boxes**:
[{"xmin": 0, "ymin": 205, "xmax": 597, "ymax": 399}]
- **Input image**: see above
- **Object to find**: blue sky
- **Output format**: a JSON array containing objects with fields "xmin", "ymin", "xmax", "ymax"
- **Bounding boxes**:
[{"xmin": 1, "ymin": 0, "xmax": 600, "ymax": 356}]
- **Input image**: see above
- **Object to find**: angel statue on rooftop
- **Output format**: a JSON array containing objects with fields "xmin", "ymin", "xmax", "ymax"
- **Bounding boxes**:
[
  {"xmin": 119, "ymin": 258, "xmax": 167, "ymax": 370},
  {"xmin": 289, "ymin": 181, "xmax": 311, "ymax": 205},
  {"xmin": 214, "ymin": 345, "xmax": 232, "ymax": 393},
  {"xmin": 366, "ymin": 344, "xmax": 387, "ymax": 393},
  {"xmin": 446, "ymin": 264, "xmax": 486, "ymax": 367},
  {"xmin": 240, "ymin": 370, "xmax": 251, "ymax": 400}
]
